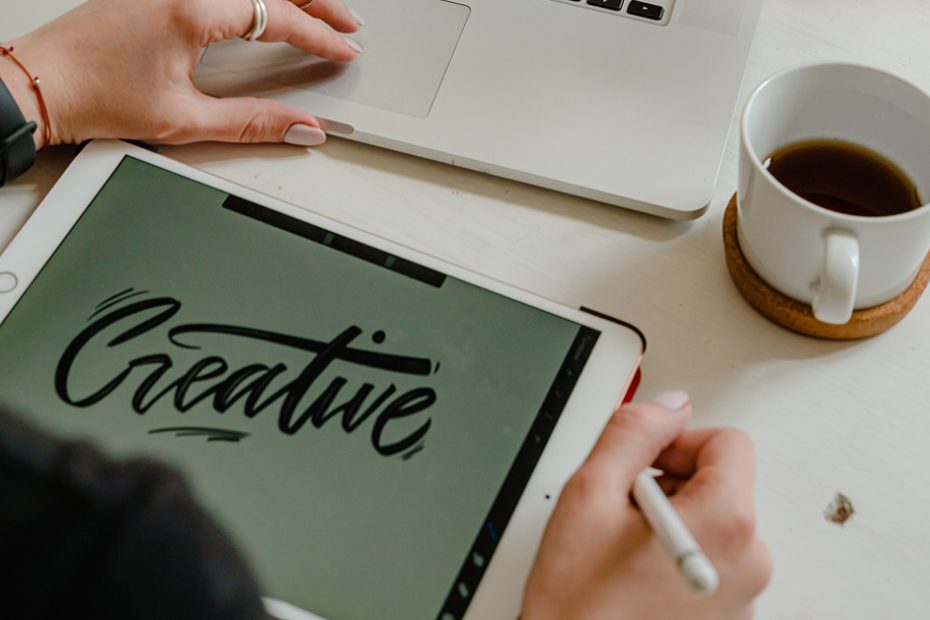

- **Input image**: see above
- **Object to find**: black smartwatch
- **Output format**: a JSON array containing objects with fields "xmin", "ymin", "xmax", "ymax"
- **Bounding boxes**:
[{"xmin": 0, "ymin": 77, "xmax": 37, "ymax": 187}]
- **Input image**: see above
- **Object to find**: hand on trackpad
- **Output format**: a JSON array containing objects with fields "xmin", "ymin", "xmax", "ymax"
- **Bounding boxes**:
[{"xmin": 197, "ymin": 0, "xmax": 469, "ymax": 118}]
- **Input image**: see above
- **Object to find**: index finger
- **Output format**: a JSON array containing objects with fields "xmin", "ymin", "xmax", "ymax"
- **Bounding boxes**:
[
  {"xmin": 577, "ymin": 400, "xmax": 692, "ymax": 499},
  {"xmin": 289, "ymin": 0, "xmax": 363, "ymax": 33},
  {"xmin": 655, "ymin": 428, "xmax": 756, "ymax": 503},
  {"xmin": 262, "ymin": 0, "xmax": 362, "ymax": 62}
]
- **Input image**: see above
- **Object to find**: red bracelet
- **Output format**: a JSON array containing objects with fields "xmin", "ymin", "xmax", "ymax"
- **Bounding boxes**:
[{"xmin": 0, "ymin": 45, "xmax": 52, "ymax": 151}]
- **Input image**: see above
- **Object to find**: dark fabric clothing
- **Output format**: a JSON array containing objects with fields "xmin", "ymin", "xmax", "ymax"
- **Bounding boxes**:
[{"xmin": 0, "ymin": 407, "xmax": 266, "ymax": 620}]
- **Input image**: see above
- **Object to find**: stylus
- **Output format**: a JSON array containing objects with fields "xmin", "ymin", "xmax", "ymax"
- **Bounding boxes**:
[
  {"xmin": 632, "ymin": 468, "xmax": 719, "ymax": 596},
  {"xmin": 263, "ymin": 597, "xmax": 328, "ymax": 620}
]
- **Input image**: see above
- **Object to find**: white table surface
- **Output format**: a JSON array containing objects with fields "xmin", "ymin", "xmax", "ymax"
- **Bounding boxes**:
[{"xmin": 4, "ymin": 2, "xmax": 930, "ymax": 619}]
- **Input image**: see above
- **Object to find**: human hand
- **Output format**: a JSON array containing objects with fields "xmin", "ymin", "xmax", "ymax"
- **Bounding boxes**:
[
  {"xmin": 0, "ymin": 0, "xmax": 363, "ymax": 149},
  {"xmin": 522, "ymin": 391, "xmax": 772, "ymax": 620}
]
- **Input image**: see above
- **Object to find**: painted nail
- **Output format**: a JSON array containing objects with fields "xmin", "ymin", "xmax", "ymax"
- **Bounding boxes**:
[
  {"xmin": 350, "ymin": 8, "xmax": 365, "ymax": 27},
  {"xmin": 343, "ymin": 37, "xmax": 363, "ymax": 55},
  {"xmin": 652, "ymin": 390, "xmax": 690, "ymax": 410},
  {"xmin": 284, "ymin": 124, "xmax": 326, "ymax": 147}
]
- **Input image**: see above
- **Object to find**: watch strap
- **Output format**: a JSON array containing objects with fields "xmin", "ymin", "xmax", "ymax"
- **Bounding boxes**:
[{"xmin": 0, "ymin": 77, "xmax": 37, "ymax": 187}]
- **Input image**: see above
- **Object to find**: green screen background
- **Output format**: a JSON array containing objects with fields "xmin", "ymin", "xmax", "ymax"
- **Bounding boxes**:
[{"xmin": 0, "ymin": 158, "xmax": 582, "ymax": 619}]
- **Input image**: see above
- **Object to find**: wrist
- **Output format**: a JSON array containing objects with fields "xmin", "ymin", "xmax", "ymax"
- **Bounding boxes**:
[{"xmin": 0, "ymin": 46, "xmax": 46, "ymax": 150}]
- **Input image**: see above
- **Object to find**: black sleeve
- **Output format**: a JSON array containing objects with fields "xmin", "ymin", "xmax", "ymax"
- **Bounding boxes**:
[
  {"xmin": 0, "ymin": 77, "xmax": 37, "ymax": 187},
  {"xmin": 0, "ymin": 406, "xmax": 268, "ymax": 620}
]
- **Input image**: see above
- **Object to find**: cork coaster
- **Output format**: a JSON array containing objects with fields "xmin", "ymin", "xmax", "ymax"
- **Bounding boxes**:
[{"xmin": 723, "ymin": 194, "xmax": 930, "ymax": 339}]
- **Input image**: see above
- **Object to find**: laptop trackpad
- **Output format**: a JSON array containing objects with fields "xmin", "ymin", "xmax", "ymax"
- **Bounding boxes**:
[{"xmin": 198, "ymin": 0, "xmax": 470, "ymax": 119}]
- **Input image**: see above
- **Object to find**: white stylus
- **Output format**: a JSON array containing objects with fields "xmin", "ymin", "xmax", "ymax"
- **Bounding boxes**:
[
  {"xmin": 264, "ymin": 597, "xmax": 328, "ymax": 620},
  {"xmin": 632, "ymin": 467, "xmax": 719, "ymax": 596}
]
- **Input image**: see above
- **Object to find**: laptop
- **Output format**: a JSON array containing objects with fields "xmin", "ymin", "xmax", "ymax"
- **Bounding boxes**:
[{"xmin": 194, "ymin": 0, "xmax": 763, "ymax": 220}]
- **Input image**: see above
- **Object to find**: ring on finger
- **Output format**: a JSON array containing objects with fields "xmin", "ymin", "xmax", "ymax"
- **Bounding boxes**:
[
  {"xmin": 242, "ymin": 0, "xmax": 269, "ymax": 41},
  {"xmin": 298, "ymin": 0, "xmax": 315, "ymax": 9}
]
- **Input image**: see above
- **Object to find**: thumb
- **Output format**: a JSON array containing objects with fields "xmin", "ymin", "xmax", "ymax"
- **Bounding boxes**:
[
  {"xmin": 580, "ymin": 390, "xmax": 692, "ymax": 495},
  {"xmin": 191, "ymin": 96, "xmax": 326, "ymax": 146}
]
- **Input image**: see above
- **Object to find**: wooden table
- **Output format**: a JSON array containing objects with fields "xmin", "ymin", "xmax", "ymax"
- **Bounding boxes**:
[{"xmin": 4, "ymin": 2, "xmax": 930, "ymax": 618}]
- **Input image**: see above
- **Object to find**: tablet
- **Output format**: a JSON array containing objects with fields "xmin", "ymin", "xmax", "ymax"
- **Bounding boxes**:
[{"xmin": 0, "ymin": 141, "xmax": 644, "ymax": 620}]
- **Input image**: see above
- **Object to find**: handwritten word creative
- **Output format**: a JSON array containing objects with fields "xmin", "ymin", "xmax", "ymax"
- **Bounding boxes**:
[{"xmin": 55, "ymin": 295, "xmax": 438, "ymax": 457}]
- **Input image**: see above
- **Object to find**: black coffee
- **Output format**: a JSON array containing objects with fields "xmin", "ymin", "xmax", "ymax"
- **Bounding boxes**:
[{"xmin": 766, "ymin": 139, "xmax": 922, "ymax": 217}]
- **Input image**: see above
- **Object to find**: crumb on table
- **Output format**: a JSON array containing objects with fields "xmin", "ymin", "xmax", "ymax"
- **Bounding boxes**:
[{"xmin": 824, "ymin": 493, "xmax": 855, "ymax": 525}]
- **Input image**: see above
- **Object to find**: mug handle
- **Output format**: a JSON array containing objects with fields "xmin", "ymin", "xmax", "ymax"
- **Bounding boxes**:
[{"xmin": 812, "ymin": 230, "xmax": 859, "ymax": 324}]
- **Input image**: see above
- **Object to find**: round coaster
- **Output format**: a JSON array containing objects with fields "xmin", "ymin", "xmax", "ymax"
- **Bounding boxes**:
[{"xmin": 723, "ymin": 194, "xmax": 930, "ymax": 340}]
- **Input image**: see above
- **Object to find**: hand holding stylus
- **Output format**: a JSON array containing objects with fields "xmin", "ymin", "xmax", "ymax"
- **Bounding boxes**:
[{"xmin": 522, "ymin": 391, "xmax": 771, "ymax": 620}]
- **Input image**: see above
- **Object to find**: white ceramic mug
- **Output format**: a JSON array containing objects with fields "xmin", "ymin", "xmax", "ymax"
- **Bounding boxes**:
[{"xmin": 738, "ymin": 63, "xmax": 930, "ymax": 324}]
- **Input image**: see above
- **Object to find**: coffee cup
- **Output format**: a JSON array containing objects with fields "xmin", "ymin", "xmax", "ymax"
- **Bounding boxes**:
[{"xmin": 737, "ymin": 62, "xmax": 930, "ymax": 325}]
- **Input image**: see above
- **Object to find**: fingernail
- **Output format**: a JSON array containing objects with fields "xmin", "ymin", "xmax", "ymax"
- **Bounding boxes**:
[
  {"xmin": 652, "ymin": 390, "xmax": 690, "ymax": 410},
  {"xmin": 343, "ymin": 37, "xmax": 363, "ymax": 55},
  {"xmin": 284, "ymin": 124, "xmax": 326, "ymax": 147},
  {"xmin": 350, "ymin": 8, "xmax": 365, "ymax": 27}
]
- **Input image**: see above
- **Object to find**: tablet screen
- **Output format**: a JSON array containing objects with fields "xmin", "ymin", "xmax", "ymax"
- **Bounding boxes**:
[{"xmin": 0, "ymin": 157, "xmax": 598, "ymax": 620}]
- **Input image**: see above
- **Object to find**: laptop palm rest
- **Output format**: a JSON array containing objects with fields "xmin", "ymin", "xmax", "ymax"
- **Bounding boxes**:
[{"xmin": 198, "ymin": 0, "xmax": 470, "ymax": 119}]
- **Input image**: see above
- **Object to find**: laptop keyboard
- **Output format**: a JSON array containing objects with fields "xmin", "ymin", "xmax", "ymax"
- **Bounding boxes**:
[{"xmin": 552, "ymin": 0, "xmax": 672, "ymax": 24}]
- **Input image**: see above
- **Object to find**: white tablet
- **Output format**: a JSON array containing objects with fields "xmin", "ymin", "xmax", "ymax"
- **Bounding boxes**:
[{"xmin": 0, "ymin": 140, "xmax": 644, "ymax": 620}]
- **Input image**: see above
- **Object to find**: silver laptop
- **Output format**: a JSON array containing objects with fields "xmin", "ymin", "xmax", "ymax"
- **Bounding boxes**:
[{"xmin": 195, "ymin": 0, "xmax": 763, "ymax": 219}]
